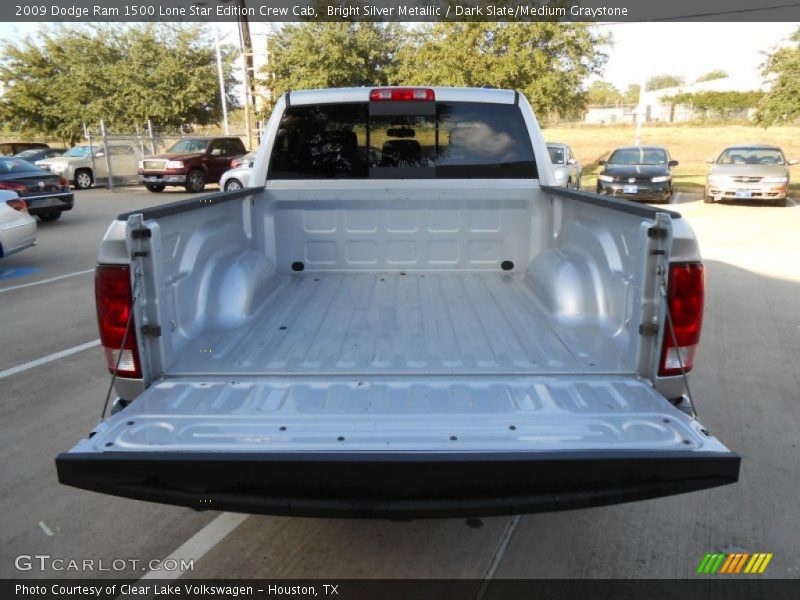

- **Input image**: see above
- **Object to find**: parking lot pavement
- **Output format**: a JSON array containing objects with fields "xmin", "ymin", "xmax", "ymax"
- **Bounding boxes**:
[{"xmin": 1, "ymin": 188, "xmax": 799, "ymax": 579}]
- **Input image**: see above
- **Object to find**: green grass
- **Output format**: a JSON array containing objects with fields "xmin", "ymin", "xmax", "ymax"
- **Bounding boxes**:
[{"xmin": 542, "ymin": 123, "xmax": 800, "ymax": 192}]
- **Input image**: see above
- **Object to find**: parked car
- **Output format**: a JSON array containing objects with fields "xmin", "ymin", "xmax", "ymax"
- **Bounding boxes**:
[
  {"xmin": 0, "ymin": 191, "xmax": 37, "ymax": 258},
  {"xmin": 0, "ymin": 157, "xmax": 74, "ymax": 221},
  {"xmin": 0, "ymin": 142, "xmax": 49, "ymax": 156},
  {"xmin": 597, "ymin": 145, "xmax": 678, "ymax": 203},
  {"xmin": 230, "ymin": 152, "xmax": 256, "ymax": 169},
  {"xmin": 14, "ymin": 148, "xmax": 66, "ymax": 163},
  {"xmin": 138, "ymin": 137, "xmax": 248, "ymax": 193},
  {"xmin": 705, "ymin": 145, "xmax": 796, "ymax": 207},
  {"xmin": 546, "ymin": 142, "xmax": 582, "ymax": 188},
  {"xmin": 36, "ymin": 144, "xmax": 141, "ymax": 190},
  {"xmin": 57, "ymin": 87, "xmax": 739, "ymax": 519},
  {"xmin": 220, "ymin": 152, "xmax": 256, "ymax": 191}
]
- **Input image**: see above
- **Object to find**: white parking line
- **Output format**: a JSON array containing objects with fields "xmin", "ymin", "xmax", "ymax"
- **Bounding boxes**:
[
  {"xmin": 0, "ymin": 339, "xmax": 100, "ymax": 380},
  {"xmin": 140, "ymin": 512, "xmax": 248, "ymax": 580},
  {"xmin": 0, "ymin": 268, "xmax": 94, "ymax": 293}
]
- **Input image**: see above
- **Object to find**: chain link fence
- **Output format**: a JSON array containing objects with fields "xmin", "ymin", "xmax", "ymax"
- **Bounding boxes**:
[{"xmin": 80, "ymin": 121, "xmax": 255, "ymax": 189}]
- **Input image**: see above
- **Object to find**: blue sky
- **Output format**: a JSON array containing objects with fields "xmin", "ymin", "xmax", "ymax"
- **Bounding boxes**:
[{"xmin": 0, "ymin": 21, "xmax": 797, "ymax": 92}]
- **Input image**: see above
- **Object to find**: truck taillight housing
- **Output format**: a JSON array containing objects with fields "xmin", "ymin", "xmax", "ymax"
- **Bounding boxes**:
[
  {"xmin": 659, "ymin": 262, "xmax": 704, "ymax": 377},
  {"xmin": 95, "ymin": 265, "xmax": 141, "ymax": 378},
  {"xmin": 370, "ymin": 87, "xmax": 435, "ymax": 101}
]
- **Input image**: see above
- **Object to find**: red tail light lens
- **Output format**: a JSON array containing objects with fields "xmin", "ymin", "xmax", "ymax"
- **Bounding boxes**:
[
  {"xmin": 6, "ymin": 198, "xmax": 27, "ymax": 211},
  {"xmin": 0, "ymin": 182, "xmax": 27, "ymax": 192},
  {"xmin": 659, "ymin": 262, "xmax": 705, "ymax": 376},
  {"xmin": 95, "ymin": 265, "xmax": 141, "ymax": 378},
  {"xmin": 57, "ymin": 177, "xmax": 69, "ymax": 187},
  {"xmin": 370, "ymin": 88, "xmax": 435, "ymax": 101}
]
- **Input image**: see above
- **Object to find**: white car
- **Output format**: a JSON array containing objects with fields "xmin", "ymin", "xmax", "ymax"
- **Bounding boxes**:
[
  {"xmin": 0, "ymin": 191, "xmax": 37, "ymax": 258},
  {"xmin": 546, "ymin": 142, "xmax": 582, "ymax": 189},
  {"xmin": 219, "ymin": 152, "xmax": 256, "ymax": 191}
]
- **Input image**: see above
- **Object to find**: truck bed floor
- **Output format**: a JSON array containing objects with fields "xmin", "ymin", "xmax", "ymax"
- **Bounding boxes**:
[{"xmin": 169, "ymin": 272, "xmax": 626, "ymax": 376}]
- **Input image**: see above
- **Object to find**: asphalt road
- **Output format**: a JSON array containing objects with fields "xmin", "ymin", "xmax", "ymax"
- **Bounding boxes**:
[{"xmin": 1, "ymin": 187, "xmax": 798, "ymax": 580}]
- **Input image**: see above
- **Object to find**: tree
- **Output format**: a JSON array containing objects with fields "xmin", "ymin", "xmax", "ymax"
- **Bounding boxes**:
[
  {"xmin": 393, "ymin": 22, "xmax": 608, "ymax": 117},
  {"xmin": 265, "ymin": 22, "xmax": 401, "ymax": 111},
  {"xmin": 622, "ymin": 84, "xmax": 641, "ymax": 104},
  {"xmin": 586, "ymin": 81, "xmax": 622, "ymax": 106},
  {"xmin": 645, "ymin": 74, "xmax": 684, "ymax": 91},
  {"xmin": 0, "ymin": 24, "xmax": 237, "ymax": 145},
  {"xmin": 757, "ymin": 27, "xmax": 800, "ymax": 125},
  {"xmin": 696, "ymin": 70, "xmax": 728, "ymax": 83}
]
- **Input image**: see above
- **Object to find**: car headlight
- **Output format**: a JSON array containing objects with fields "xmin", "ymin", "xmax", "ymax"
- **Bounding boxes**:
[
  {"xmin": 761, "ymin": 176, "xmax": 788, "ymax": 183},
  {"xmin": 554, "ymin": 169, "xmax": 566, "ymax": 180},
  {"xmin": 49, "ymin": 163, "xmax": 66, "ymax": 172},
  {"xmin": 597, "ymin": 174, "xmax": 614, "ymax": 182},
  {"xmin": 707, "ymin": 175, "xmax": 730, "ymax": 184},
  {"xmin": 138, "ymin": 161, "xmax": 145, "ymax": 169},
  {"xmin": 165, "ymin": 161, "xmax": 184, "ymax": 169},
  {"xmin": 651, "ymin": 175, "xmax": 671, "ymax": 183}
]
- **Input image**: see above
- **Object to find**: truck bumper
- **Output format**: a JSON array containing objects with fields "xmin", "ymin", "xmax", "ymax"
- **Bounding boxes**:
[
  {"xmin": 56, "ymin": 450, "xmax": 740, "ymax": 519},
  {"xmin": 139, "ymin": 174, "xmax": 186, "ymax": 185}
]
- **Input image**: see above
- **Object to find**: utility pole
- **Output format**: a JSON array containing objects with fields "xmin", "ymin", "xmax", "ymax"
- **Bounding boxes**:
[
  {"xmin": 214, "ymin": 25, "xmax": 229, "ymax": 136},
  {"xmin": 238, "ymin": 0, "xmax": 256, "ymax": 147}
]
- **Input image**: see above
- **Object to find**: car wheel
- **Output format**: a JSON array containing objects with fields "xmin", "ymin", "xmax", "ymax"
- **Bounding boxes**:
[
  {"xmin": 145, "ymin": 184, "xmax": 166, "ymax": 193},
  {"xmin": 224, "ymin": 179, "xmax": 243, "ymax": 192},
  {"xmin": 703, "ymin": 196, "xmax": 714, "ymax": 204},
  {"xmin": 185, "ymin": 169, "xmax": 205, "ymax": 193},
  {"xmin": 38, "ymin": 211, "xmax": 61, "ymax": 222},
  {"xmin": 74, "ymin": 169, "xmax": 93, "ymax": 190}
]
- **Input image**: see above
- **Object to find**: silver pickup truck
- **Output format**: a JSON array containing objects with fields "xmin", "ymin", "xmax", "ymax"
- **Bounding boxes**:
[{"xmin": 57, "ymin": 87, "xmax": 739, "ymax": 518}]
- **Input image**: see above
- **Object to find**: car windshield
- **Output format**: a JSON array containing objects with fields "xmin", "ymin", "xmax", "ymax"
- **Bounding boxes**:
[
  {"xmin": 0, "ymin": 157, "xmax": 42, "ymax": 173},
  {"xmin": 547, "ymin": 146, "xmax": 565, "ymax": 164},
  {"xmin": 14, "ymin": 150, "xmax": 42, "ymax": 160},
  {"xmin": 608, "ymin": 148, "xmax": 667, "ymax": 166},
  {"xmin": 64, "ymin": 146, "xmax": 94, "ymax": 158},
  {"xmin": 716, "ymin": 148, "xmax": 784, "ymax": 165},
  {"xmin": 167, "ymin": 139, "xmax": 209, "ymax": 153}
]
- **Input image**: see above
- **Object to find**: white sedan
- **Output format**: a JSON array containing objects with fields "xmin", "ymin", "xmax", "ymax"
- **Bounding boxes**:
[
  {"xmin": 0, "ymin": 191, "xmax": 37, "ymax": 258},
  {"xmin": 219, "ymin": 152, "xmax": 256, "ymax": 191}
]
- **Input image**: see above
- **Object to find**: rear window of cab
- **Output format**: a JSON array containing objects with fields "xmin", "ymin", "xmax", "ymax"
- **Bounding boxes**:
[{"xmin": 268, "ymin": 102, "xmax": 537, "ymax": 179}]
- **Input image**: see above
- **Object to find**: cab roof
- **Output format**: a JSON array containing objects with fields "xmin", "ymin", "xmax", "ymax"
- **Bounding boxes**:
[{"xmin": 287, "ymin": 87, "xmax": 518, "ymax": 106}]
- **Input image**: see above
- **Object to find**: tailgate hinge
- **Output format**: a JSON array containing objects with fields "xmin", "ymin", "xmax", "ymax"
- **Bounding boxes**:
[
  {"xmin": 140, "ymin": 324, "xmax": 162, "ymax": 338},
  {"xmin": 647, "ymin": 226, "xmax": 668, "ymax": 240},
  {"xmin": 131, "ymin": 228, "xmax": 152, "ymax": 240},
  {"xmin": 639, "ymin": 323, "xmax": 659, "ymax": 336}
]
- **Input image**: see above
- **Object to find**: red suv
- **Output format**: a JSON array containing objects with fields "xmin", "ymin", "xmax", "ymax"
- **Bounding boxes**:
[{"xmin": 138, "ymin": 137, "xmax": 247, "ymax": 193}]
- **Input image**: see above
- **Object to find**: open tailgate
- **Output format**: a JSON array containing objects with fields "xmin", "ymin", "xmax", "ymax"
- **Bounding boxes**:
[{"xmin": 56, "ymin": 376, "xmax": 739, "ymax": 518}]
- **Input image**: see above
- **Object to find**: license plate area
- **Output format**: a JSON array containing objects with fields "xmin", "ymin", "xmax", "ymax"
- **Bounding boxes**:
[
  {"xmin": 623, "ymin": 185, "xmax": 638, "ymax": 194},
  {"xmin": 735, "ymin": 189, "xmax": 752, "ymax": 199}
]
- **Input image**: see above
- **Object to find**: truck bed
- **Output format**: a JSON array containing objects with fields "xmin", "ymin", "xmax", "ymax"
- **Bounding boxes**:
[{"xmin": 169, "ymin": 271, "xmax": 627, "ymax": 376}]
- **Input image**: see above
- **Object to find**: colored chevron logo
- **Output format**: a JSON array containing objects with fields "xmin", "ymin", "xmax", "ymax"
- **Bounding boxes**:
[{"xmin": 696, "ymin": 552, "xmax": 773, "ymax": 574}]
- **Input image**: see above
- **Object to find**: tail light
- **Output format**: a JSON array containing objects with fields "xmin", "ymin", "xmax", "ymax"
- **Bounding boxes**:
[
  {"xmin": 370, "ymin": 88, "xmax": 435, "ymax": 101},
  {"xmin": 95, "ymin": 265, "xmax": 141, "ymax": 378},
  {"xmin": 6, "ymin": 198, "xmax": 27, "ymax": 211},
  {"xmin": 230, "ymin": 159, "xmax": 239, "ymax": 168},
  {"xmin": 0, "ymin": 182, "xmax": 27, "ymax": 192},
  {"xmin": 659, "ymin": 262, "xmax": 705, "ymax": 376},
  {"xmin": 57, "ymin": 177, "xmax": 69, "ymax": 187}
]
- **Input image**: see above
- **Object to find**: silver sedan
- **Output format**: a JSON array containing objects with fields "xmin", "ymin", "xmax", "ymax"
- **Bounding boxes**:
[
  {"xmin": 705, "ymin": 145, "xmax": 797, "ymax": 207},
  {"xmin": 546, "ymin": 142, "xmax": 582, "ymax": 189},
  {"xmin": 0, "ymin": 191, "xmax": 37, "ymax": 258}
]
